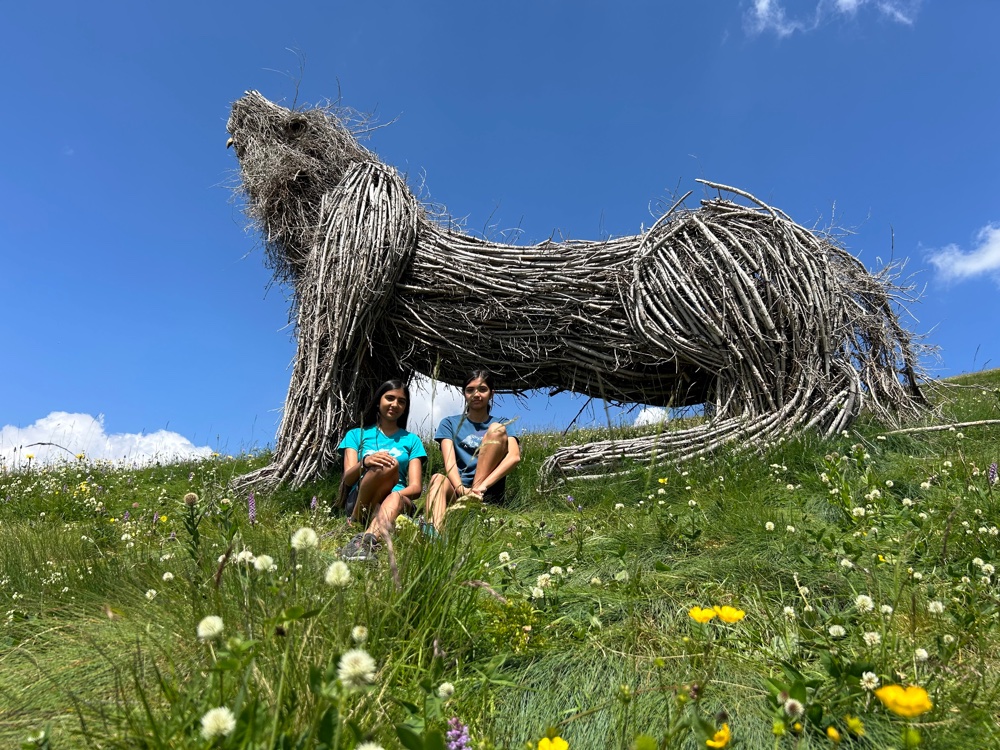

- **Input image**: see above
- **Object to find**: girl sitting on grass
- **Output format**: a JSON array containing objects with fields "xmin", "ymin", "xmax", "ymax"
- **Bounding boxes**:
[
  {"xmin": 336, "ymin": 379, "xmax": 426, "ymax": 561},
  {"xmin": 424, "ymin": 369, "xmax": 521, "ymax": 534}
]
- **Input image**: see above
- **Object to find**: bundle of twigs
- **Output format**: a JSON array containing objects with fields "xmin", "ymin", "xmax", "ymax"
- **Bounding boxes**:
[{"xmin": 226, "ymin": 91, "xmax": 925, "ymax": 490}]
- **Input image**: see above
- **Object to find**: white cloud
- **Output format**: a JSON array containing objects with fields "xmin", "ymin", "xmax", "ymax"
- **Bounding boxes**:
[
  {"xmin": 633, "ymin": 406, "xmax": 670, "ymax": 427},
  {"xmin": 0, "ymin": 412, "xmax": 213, "ymax": 468},
  {"xmin": 406, "ymin": 374, "xmax": 467, "ymax": 437},
  {"xmin": 746, "ymin": 0, "xmax": 920, "ymax": 36},
  {"xmin": 928, "ymin": 224, "xmax": 1000, "ymax": 283}
]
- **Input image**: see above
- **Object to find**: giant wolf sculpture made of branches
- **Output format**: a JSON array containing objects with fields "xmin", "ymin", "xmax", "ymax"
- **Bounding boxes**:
[{"xmin": 226, "ymin": 91, "xmax": 925, "ymax": 490}]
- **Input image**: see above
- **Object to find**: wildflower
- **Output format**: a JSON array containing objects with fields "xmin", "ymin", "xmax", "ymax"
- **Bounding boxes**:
[
  {"xmin": 550, "ymin": 566, "xmax": 564, "ymax": 576},
  {"xmin": 250, "ymin": 555, "xmax": 274, "ymax": 573},
  {"xmin": 783, "ymin": 606, "xmax": 795, "ymax": 619},
  {"xmin": 765, "ymin": 522, "xmax": 775, "ymax": 531},
  {"xmin": 713, "ymin": 605, "xmax": 746, "ymax": 623},
  {"xmin": 531, "ymin": 587, "xmax": 545, "ymax": 599},
  {"xmin": 356, "ymin": 743, "xmax": 385, "ymax": 750},
  {"xmin": 536, "ymin": 573, "xmax": 552, "ymax": 588},
  {"xmin": 875, "ymin": 684, "xmax": 933, "ymax": 718},
  {"xmin": 852, "ymin": 507, "xmax": 866, "ymax": 517},
  {"xmin": 915, "ymin": 648, "xmax": 929, "ymax": 662},
  {"xmin": 880, "ymin": 604, "xmax": 894, "ymax": 616},
  {"xmin": 538, "ymin": 738, "xmax": 569, "ymax": 750},
  {"xmin": 590, "ymin": 576, "xmax": 602, "ymax": 586},
  {"xmin": 290, "ymin": 527, "xmax": 318, "ymax": 550},
  {"xmin": 351, "ymin": 625, "xmax": 368, "ymax": 643},
  {"xmin": 689, "ymin": 606, "xmax": 716, "ymax": 623},
  {"xmin": 25, "ymin": 453, "xmax": 35, "ymax": 460},
  {"xmin": 498, "ymin": 551, "xmax": 510, "ymax": 564},
  {"xmin": 840, "ymin": 558, "xmax": 853, "ymax": 569},
  {"xmin": 844, "ymin": 715, "xmax": 864, "ymax": 736},
  {"xmin": 247, "ymin": 491, "xmax": 256, "ymax": 524},
  {"xmin": 437, "ymin": 682, "xmax": 455, "ymax": 699},
  {"xmin": 183, "ymin": 492, "xmax": 198, "ymax": 506},
  {"xmin": 446, "ymin": 717, "xmax": 471, "ymax": 750},
  {"xmin": 145, "ymin": 589, "xmax": 157, "ymax": 601},
  {"xmin": 855, "ymin": 594, "xmax": 874, "ymax": 612},
  {"xmin": 885, "ymin": 480, "xmax": 894, "ymax": 488},
  {"xmin": 943, "ymin": 634, "xmax": 955, "ymax": 644},
  {"xmin": 614, "ymin": 503, "xmax": 625, "ymax": 510},
  {"xmin": 706, "ymin": 723, "xmax": 731, "ymax": 748},
  {"xmin": 337, "ymin": 648, "xmax": 377, "ymax": 689},
  {"xmin": 772, "ymin": 720, "xmax": 787, "ymax": 737},
  {"xmin": 983, "ymin": 563, "xmax": 996, "ymax": 576},
  {"xmin": 860, "ymin": 672, "xmax": 880, "ymax": 690},
  {"xmin": 236, "ymin": 549, "xmax": 255, "ymax": 564},
  {"xmin": 901, "ymin": 497, "xmax": 914, "ymax": 507},
  {"xmin": 325, "ymin": 561, "xmax": 352, "ymax": 588},
  {"xmin": 197, "ymin": 615, "xmax": 224, "ymax": 641},
  {"xmin": 786, "ymin": 525, "xmax": 796, "ymax": 533},
  {"xmin": 200, "ymin": 707, "xmax": 236, "ymax": 739},
  {"xmin": 826, "ymin": 726, "xmax": 841, "ymax": 743},
  {"xmin": 927, "ymin": 600, "xmax": 945, "ymax": 614},
  {"xmin": 828, "ymin": 625, "xmax": 846, "ymax": 638},
  {"xmin": 783, "ymin": 699, "xmax": 804, "ymax": 719},
  {"xmin": 989, "ymin": 462, "xmax": 998, "ymax": 486},
  {"xmin": 863, "ymin": 631, "xmax": 882, "ymax": 647},
  {"xmin": 162, "ymin": 572, "xmax": 174, "ymax": 582}
]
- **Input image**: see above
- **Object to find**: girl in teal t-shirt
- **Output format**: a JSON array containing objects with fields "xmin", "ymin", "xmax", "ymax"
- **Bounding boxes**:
[{"xmin": 336, "ymin": 379, "xmax": 427, "ymax": 560}]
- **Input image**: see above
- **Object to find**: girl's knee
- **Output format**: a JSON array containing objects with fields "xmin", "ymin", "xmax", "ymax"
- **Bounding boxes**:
[{"xmin": 485, "ymin": 423, "xmax": 507, "ymax": 439}]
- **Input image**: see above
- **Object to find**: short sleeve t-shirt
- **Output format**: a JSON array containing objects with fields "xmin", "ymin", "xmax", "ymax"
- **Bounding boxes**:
[
  {"xmin": 338, "ymin": 425, "xmax": 427, "ymax": 492},
  {"xmin": 434, "ymin": 414, "xmax": 520, "ymax": 487}
]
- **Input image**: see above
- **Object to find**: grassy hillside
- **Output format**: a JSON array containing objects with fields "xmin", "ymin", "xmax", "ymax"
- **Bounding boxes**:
[{"xmin": 2, "ymin": 371, "xmax": 1000, "ymax": 749}]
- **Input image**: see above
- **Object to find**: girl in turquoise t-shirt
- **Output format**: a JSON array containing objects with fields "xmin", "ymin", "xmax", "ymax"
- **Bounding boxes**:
[{"xmin": 336, "ymin": 379, "xmax": 427, "ymax": 560}]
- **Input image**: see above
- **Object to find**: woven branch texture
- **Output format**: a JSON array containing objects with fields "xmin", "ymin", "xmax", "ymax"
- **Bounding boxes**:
[{"xmin": 226, "ymin": 91, "xmax": 925, "ymax": 490}]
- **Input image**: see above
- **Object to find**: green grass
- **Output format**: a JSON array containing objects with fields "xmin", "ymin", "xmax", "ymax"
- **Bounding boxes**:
[{"xmin": 3, "ymin": 373, "xmax": 1000, "ymax": 748}]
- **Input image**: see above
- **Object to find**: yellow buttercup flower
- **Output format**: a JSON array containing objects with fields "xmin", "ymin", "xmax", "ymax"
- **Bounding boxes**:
[
  {"xmin": 713, "ymin": 605, "xmax": 746, "ymax": 623},
  {"xmin": 826, "ymin": 725, "xmax": 841, "ymax": 743},
  {"xmin": 689, "ymin": 606, "xmax": 716, "ymax": 623},
  {"xmin": 706, "ymin": 723, "xmax": 730, "ymax": 748},
  {"xmin": 875, "ymin": 684, "xmax": 933, "ymax": 718},
  {"xmin": 844, "ymin": 715, "xmax": 865, "ymax": 736},
  {"xmin": 25, "ymin": 453, "xmax": 35, "ymax": 460},
  {"xmin": 538, "ymin": 737, "xmax": 569, "ymax": 750}
]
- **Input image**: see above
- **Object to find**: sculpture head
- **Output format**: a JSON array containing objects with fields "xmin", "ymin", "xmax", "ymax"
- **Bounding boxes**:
[{"xmin": 227, "ymin": 91, "xmax": 371, "ymax": 282}]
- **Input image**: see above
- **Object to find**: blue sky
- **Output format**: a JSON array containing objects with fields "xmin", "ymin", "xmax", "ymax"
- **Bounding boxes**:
[{"xmin": 3, "ymin": 0, "xmax": 998, "ymax": 465}]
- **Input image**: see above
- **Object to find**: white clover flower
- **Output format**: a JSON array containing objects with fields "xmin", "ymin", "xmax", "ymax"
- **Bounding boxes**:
[
  {"xmin": 162, "ymin": 572, "xmax": 174, "ymax": 582},
  {"xmin": 356, "ymin": 743, "xmax": 385, "ymax": 750},
  {"xmin": 783, "ymin": 606, "xmax": 795, "ymax": 619},
  {"xmin": 920, "ymin": 481, "xmax": 932, "ymax": 490},
  {"xmin": 828, "ymin": 625, "xmax": 846, "ymax": 638},
  {"xmin": 901, "ymin": 498, "xmax": 914, "ymax": 507},
  {"xmin": 236, "ymin": 549, "xmax": 255, "ymax": 564},
  {"xmin": 798, "ymin": 586, "xmax": 810, "ymax": 596},
  {"xmin": 550, "ymin": 566, "xmax": 564, "ymax": 576},
  {"xmin": 786, "ymin": 483, "xmax": 795, "ymax": 491},
  {"xmin": 325, "ymin": 561, "xmax": 352, "ymax": 588},
  {"xmin": 860, "ymin": 672, "xmax": 880, "ymax": 690},
  {"xmin": 197, "ymin": 615, "xmax": 224, "ymax": 641},
  {"xmin": 351, "ymin": 625, "xmax": 368, "ymax": 643},
  {"xmin": 912, "ymin": 571, "xmax": 923, "ymax": 581},
  {"xmin": 200, "ymin": 706, "xmax": 236, "ymax": 740},
  {"xmin": 880, "ymin": 605, "xmax": 894, "ymax": 616},
  {"xmin": 885, "ymin": 480, "xmax": 894, "ymax": 488},
  {"xmin": 536, "ymin": 573, "xmax": 552, "ymax": 589},
  {"xmin": 765, "ymin": 522, "xmax": 775, "ymax": 531},
  {"xmin": 252, "ymin": 554, "xmax": 275, "ymax": 572},
  {"xmin": 145, "ymin": 589, "xmax": 157, "ymax": 601},
  {"xmin": 337, "ymin": 648, "xmax": 377, "ymax": 689},
  {"xmin": 783, "ymin": 698, "xmax": 804, "ymax": 718},
  {"xmin": 973, "ymin": 557, "xmax": 985, "ymax": 568},
  {"xmin": 531, "ymin": 586, "xmax": 545, "ymax": 599},
  {"xmin": 786, "ymin": 525, "xmax": 796, "ymax": 533},
  {"xmin": 840, "ymin": 558, "xmax": 854, "ymax": 569},
  {"xmin": 590, "ymin": 576, "xmax": 602, "ymax": 586},
  {"xmin": 614, "ymin": 503, "xmax": 625, "ymax": 510},
  {"xmin": 983, "ymin": 564, "xmax": 996, "ymax": 576},
  {"xmin": 915, "ymin": 648, "xmax": 929, "ymax": 662},
  {"xmin": 855, "ymin": 594, "xmax": 874, "ymax": 613},
  {"xmin": 498, "ymin": 552, "xmax": 510, "ymax": 564},
  {"xmin": 943, "ymin": 634, "xmax": 955, "ymax": 644},
  {"xmin": 927, "ymin": 600, "xmax": 945, "ymax": 614},
  {"xmin": 852, "ymin": 507, "xmax": 866, "ymax": 518},
  {"xmin": 290, "ymin": 527, "xmax": 319, "ymax": 550},
  {"xmin": 863, "ymin": 631, "xmax": 881, "ymax": 647},
  {"xmin": 437, "ymin": 682, "xmax": 455, "ymax": 699}
]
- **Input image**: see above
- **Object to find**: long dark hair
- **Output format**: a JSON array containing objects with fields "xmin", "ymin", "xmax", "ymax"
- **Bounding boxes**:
[{"xmin": 361, "ymin": 378, "xmax": 411, "ymax": 429}]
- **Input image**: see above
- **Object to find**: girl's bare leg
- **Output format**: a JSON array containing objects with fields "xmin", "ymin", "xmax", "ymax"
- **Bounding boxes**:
[
  {"xmin": 426, "ymin": 473, "xmax": 456, "ymax": 532},
  {"xmin": 472, "ymin": 423, "xmax": 509, "ymax": 490},
  {"xmin": 369, "ymin": 491, "xmax": 411, "ymax": 538},
  {"xmin": 352, "ymin": 461, "xmax": 397, "ymax": 525}
]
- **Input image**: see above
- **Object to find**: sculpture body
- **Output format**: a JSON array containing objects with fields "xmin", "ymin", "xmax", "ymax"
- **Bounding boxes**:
[{"xmin": 226, "ymin": 91, "xmax": 923, "ymax": 488}]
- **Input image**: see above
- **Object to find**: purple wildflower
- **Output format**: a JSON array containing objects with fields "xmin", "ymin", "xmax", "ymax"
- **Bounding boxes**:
[
  {"xmin": 310, "ymin": 495, "xmax": 318, "ymax": 511},
  {"xmin": 248, "ymin": 492, "xmax": 257, "ymax": 526},
  {"xmin": 989, "ymin": 462, "xmax": 998, "ymax": 487},
  {"xmin": 122, "ymin": 510, "xmax": 130, "ymax": 522},
  {"xmin": 446, "ymin": 717, "xmax": 471, "ymax": 750}
]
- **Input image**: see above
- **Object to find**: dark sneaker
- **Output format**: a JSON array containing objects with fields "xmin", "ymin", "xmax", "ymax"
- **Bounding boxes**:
[{"xmin": 339, "ymin": 532, "xmax": 380, "ymax": 561}]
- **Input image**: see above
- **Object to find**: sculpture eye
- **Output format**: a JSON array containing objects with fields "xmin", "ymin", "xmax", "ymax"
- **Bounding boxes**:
[{"xmin": 286, "ymin": 118, "xmax": 308, "ymax": 136}]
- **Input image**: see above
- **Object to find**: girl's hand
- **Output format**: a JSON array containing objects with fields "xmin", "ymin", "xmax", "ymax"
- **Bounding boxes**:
[{"xmin": 363, "ymin": 451, "xmax": 396, "ymax": 470}]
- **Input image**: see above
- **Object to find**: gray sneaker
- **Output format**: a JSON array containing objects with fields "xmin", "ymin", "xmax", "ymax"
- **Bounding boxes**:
[{"xmin": 339, "ymin": 532, "xmax": 380, "ymax": 561}]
